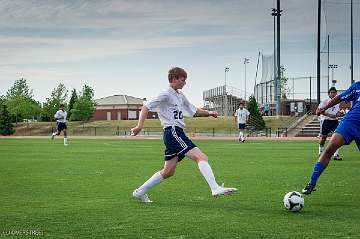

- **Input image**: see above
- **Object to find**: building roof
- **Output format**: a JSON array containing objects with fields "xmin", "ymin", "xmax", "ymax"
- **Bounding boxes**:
[{"xmin": 95, "ymin": 95, "xmax": 145, "ymax": 106}]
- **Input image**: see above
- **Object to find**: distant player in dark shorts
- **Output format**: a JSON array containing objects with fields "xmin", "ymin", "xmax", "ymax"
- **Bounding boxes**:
[
  {"xmin": 318, "ymin": 87, "xmax": 344, "ymax": 160},
  {"xmin": 234, "ymin": 102, "xmax": 250, "ymax": 142},
  {"xmin": 51, "ymin": 104, "xmax": 68, "ymax": 146}
]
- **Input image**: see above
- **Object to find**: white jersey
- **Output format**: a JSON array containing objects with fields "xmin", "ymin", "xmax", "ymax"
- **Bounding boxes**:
[
  {"xmin": 234, "ymin": 108, "xmax": 250, "ymax": 124},
  {"xmin": 145, "ymin": 87, "xmax": 197, "ymax": 129},
  {"xmin": 319, "ymin": 97, "xmax": 340, "ymax": 121},
  {"xmin": 54, "ymin": 110, "xmax": 67, "ymax": 123}
]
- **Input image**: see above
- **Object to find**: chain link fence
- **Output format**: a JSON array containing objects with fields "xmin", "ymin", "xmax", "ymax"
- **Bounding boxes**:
[{"xmin": 13, "ymin": 124, "xmax": 290, "ymax": 138}]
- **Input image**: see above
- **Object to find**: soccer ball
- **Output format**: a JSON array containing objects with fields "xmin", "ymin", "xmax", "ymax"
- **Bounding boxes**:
[{"xmin": 283, "ymin": 191, "xmax": 304, "ymax": 212}]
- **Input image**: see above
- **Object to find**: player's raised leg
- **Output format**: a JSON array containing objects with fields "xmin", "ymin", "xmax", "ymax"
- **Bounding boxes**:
[
  {"xmin": 63, "ymin": 129, "xmax": 68, "ymax": 146},
  {"xmin": 238, "ymin": 130, "xmax": 243, "ymax": 142},
  {"xmin": 51, "ymin": 130, "xmax": 58, "ymax": 140},
  {"xmin": 185, "ymin": 147, "xmax": 237, "ymax": 196},
  {"xmin": 51, "ymin": 123, "xmax": 60, "ymax": 140},
  {"xmin": 318, "ymin": 134, "xmax": 326, "ymax": 156},
  {"xmin": 239, "ymin": 129, "xmax": 244, "ymax": 142},
  {"xmin": 133, "ymin": 157, "xmax": 177, "ymax": 203},
  {"xmin": 242, "ymin": 128, "xmax": 248, "ymax": 142},
  {"xmin": 333, "ymin": 148, "xmax": 342, "ymax": 160},
  {"xmin": 303, "ymin": 133, "xmax": 345, "ymax": 195}
]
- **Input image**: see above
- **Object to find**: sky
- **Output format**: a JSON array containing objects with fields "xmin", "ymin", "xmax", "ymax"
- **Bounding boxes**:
[{"xmin": 0, "ymin": 0, "xmax": 358, "ymax": 106}]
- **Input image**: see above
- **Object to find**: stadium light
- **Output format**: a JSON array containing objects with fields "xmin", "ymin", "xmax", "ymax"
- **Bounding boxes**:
[
  {"xmin": 224, "ymin": 67, "xmax": 230, "ymax": 90},
  {"xmin": 328, "ymin": 64, "xmax": 338, "ymax": 86},
  {"xmin": 244, "ymin": 58, "xmax": 250, "ymax": 100}
]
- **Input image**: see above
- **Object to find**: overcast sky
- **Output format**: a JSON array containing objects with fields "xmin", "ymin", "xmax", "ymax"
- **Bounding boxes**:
[{"xmin": 0, "ymin": 0, "xmax": 358, "ymax": 106}]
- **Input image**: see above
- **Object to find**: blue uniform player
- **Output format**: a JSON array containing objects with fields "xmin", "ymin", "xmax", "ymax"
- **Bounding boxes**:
[{"xmin": 303, "ymin": 81, "xmax": 360, "ymax": 194}]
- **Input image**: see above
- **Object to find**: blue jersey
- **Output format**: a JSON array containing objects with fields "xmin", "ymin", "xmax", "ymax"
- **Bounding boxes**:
[
  {"xmin": 339, "ymin": 81, "xmax": 360, "ymax": 122},
  {"xmin": 336, "ymin": 81, "xmax": 360, "ymax": 150}
]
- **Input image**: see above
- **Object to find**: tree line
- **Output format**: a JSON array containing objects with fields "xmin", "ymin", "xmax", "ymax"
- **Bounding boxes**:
[{"xmin": 0, "ymin": 78, "xmax": 96, "ymax": 135}]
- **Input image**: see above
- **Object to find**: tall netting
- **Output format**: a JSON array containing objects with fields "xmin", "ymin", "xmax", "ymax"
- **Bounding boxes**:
[
  {"xmin": 321, "ymin": 0, "xmax": 360, "ymax": 96},
  {"xmin": 254, "ymin": 52, "xmax": 321, "ymax": 115},
  {"xmin": 254, "ymin": 53, "xmax": 275, "ymax": 106},
  {"xmin": 287, "ymin": 76, "xmax": 317, "ymax": 102}
]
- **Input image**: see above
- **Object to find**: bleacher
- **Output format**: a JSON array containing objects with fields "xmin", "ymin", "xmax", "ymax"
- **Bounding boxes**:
[{"xmin": 296, "ymin": 117, "xmax": 343, "ymax": 137}]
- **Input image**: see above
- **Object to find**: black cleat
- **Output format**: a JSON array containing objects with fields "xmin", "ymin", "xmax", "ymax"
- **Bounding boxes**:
[
  {"xmin": 302, "ymin": 183, "xmax": 316, "ymax": 195},
  {"xmin": 333, "ymin": 155, "xmax": 343, "ymax": 161}
]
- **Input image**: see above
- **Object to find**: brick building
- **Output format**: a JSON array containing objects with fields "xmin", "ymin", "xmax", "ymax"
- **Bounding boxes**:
[{"xmin": 92, "ymin": 95, "xmax": 157, "ymax": 120}]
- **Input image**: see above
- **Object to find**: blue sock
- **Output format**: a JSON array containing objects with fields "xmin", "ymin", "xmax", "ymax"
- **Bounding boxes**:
[{"xmin": 310, "ymin": 162, "xmax": 326, "ymax": 185}]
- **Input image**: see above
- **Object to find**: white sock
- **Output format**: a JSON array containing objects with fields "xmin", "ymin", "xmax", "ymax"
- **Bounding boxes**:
[
  {"xmin": 64, "ymin": 137, "xmax": 68, "ymax": 145},
  {"xmin": 198, "ymin": 161, "xmax": 219, "ymax": 192},
  {"xmin": 333, "ymin": 149, "xmax": 340, "ymax": 157},
  {"xmin": 319, "ymin": 144, "xmax": 324, "ymax": 155},
  {"xmin": 239, "ymin": 132, "xmax": 243, "ymax": 140},
  {"xmin": 52, "ymin": 132, "xmax": 56, "ymax": 136},
  {"xmin": 137, "ymin": 171, "xmax": 164, "ymax": 195}
]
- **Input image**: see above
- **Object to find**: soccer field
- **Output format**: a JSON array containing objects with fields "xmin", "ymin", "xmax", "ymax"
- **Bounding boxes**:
[{"xmin": 0, "ymin": 138, "xmax": 359, "ymax": 238}]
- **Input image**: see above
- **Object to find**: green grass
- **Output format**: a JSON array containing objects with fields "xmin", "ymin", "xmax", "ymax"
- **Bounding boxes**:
[{"xmin": 0, "ymin": 139, "xmax": 359, "ymax": 238}]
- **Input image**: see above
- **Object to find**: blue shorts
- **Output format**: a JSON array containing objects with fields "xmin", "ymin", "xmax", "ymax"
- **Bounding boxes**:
[
  {"xmin": 320, "ymin": 120, "xmax": 338, "ymax": 136},
  {"xmin": 238, "ymin": 123, "xmax": 246, "ymax": 129},
  {"xmin": 57, "ymin": 122, "xmax": 67, "ymax": 131},
  {"xmin": 335, "ymin": 119, "xmax": 360, "ymax": 151},
  {"xmin": 163, "ymin": 126, "xmax": 197, "ymax": 161}
]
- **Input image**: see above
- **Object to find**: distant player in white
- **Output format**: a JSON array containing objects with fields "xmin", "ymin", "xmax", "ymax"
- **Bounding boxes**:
[
  {"xmin": 234, "ymin": 102, "xmax": 250, "ymax": 142},
  {"xmin": 318, "ymin": 87, "xmax": 343, "ymax": 160},
  {"xmin": 131, "ymin": 67, "xmax": 237, "ymax": 203},
  {"xmin": 51, "ymin": 104, "xmax": 68, "ymax": 146}
]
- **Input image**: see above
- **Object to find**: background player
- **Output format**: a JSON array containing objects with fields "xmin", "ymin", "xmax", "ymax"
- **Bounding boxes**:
[
  {"xmin": 234, "ymin": 102, "xmax": 250, "ymax": 142},
  {"xmin": 318, "ymin": 87, "xmax": 344, "ymax": 160},
  {"xmin": 51, "ymin": 104, "xmax": 68, "ymax": 146}
]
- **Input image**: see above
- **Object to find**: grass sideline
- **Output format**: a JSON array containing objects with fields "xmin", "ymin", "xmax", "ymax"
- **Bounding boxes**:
[
  {"xmin": 1, "ymin": 139, "xmax": 359, "ymax": 238},
  {"xmin": 14, "ymin": 116, "xmax": 295, "ymax": 135}
]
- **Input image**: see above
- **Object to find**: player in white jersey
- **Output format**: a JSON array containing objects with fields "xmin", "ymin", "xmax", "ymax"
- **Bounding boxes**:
[
  {"xmin": 51, "ymin": 104, "xmax": 68, "ymax": 146},
  {"xmin": 318, "ymin": 87, "xmax": 343, "ymax": 160},
  {"xmin": 234, "ymin": 102, "xmax": 250, "ymax": 142},
  {"xmin": 131, "ymin": 67, "xmax": 238, "ymax": 203}
]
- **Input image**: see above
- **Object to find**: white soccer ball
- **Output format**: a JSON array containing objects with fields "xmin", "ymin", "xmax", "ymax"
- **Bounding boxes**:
[{"xmin": 283, "ymin": 191, "xmax": 304, "ymax": 212}]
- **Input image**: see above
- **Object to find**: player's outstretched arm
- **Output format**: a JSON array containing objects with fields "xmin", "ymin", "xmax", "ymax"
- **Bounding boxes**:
[
  {"xmin": 195, "ymin": 108, "xmax": 218, "ymax": 118},
  {"xmin": 317, "ymin": 95, "xmax": 342, "ymax": 116},
  {"xmin": 131, "ymin": 106, "xmax": 149, "ymax": 136}
]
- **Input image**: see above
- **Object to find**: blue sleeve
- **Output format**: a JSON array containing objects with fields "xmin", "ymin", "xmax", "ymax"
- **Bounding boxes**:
[{"xmin": 339, "ymin": 84, "xmax": 356, "ymax": 103}]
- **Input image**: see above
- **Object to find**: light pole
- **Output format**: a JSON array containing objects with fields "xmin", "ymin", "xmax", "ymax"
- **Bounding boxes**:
[
  {"xmin": 224, "ymin": 67, "xmax": 229, "ymax": 89},
  {"xmin": 244, "ymin": 58, "xmax": 250, "ymax": 100},
  {"xmin": 271, "ymin": 4, "xmax": 282, "ymax": 116},
  {"xmin": 224, "ymin": 67, "xmax": 230, "ymax": 116},
  {"xmin": 328, "ymin": 64, "xmax": 338, "ymax": 87},
  {"xmin": 271, "ymin": 8, "xmax": 276, "ymax": 101}
]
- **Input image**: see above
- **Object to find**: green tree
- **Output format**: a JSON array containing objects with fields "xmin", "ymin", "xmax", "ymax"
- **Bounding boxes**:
[
  {"xmin": 280, "ymin": 65, "xmax": 290, "ymax": 99},
  {"xmin": 67, "ymin": 88, "xmax": 78, "ymax": 120},
  {"xmin": 247, "ymin": 95, "xmax": 266, "ymax": 130},
  {"xmin": 5, "ymin": 78, "xmax": 41, "ymax": 123},
  {"xmin": 0, "ymin": 104, "xmax": 15, "ymax": 135},
  {"xmin": 0, "ymin": 95, "xmax": 5, "ymax": 106},
  {"xmin": 42, "ymin": 83, "xmax": 68, "ymax": 121},
  {"xmin": 70, "ymin": 85, "xmax": 96, "ymax": 121}
]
